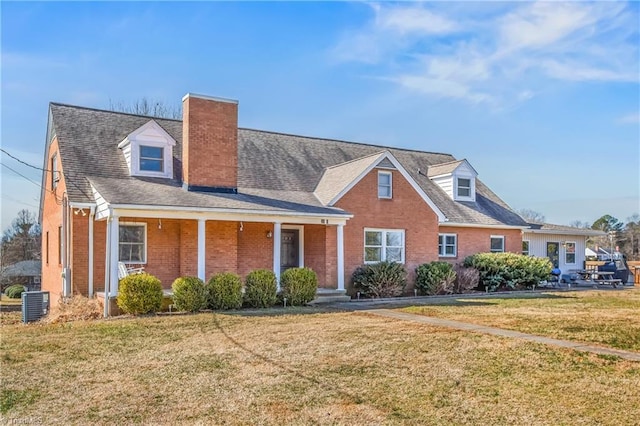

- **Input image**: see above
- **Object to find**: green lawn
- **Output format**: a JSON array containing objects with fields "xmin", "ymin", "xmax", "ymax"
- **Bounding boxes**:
[
  {"xmin": 402, "ymin": 289, "xmax": 640, "ymax": 351},
  {"xmin": 1, "ymin": 296, "xmax": 639, "ymax": 425}
]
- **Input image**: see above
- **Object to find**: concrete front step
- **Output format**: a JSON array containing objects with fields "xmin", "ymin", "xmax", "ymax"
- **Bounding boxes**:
[{"xmin": 310, "ymin": 289, "xmax": 351, "ymax": 304}]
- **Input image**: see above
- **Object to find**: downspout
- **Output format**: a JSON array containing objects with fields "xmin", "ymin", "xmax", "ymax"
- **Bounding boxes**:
[
  {"xmin": 88, "ymin": 206, "xmax": 95, "ymax": 297},
  {"xmin": 61, "ymin": 192, "xmax": 69, "ymax": 297}
]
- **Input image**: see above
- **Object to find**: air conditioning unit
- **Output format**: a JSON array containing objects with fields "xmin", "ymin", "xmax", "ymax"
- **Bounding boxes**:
[{"xmin": 22, "ymin": 291, "xmax": 50, "ymax": 324}]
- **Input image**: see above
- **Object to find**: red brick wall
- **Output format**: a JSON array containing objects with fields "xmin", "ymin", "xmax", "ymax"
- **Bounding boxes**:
[
  {"xmin": 41, "ymin": 137, "xmax": 64, "ymax": 301},
  {"xmin": 336, "ymin": 168, "xmax": 440, "ymax": 294},
  {"xmin": 304, "ymin": 225, "xmax": 327, "ymax": 288},
  {"xmin": 182, "ymin": 95, "xmax": 238, "ymax": 189},
  {"xmin": 205, "ymin": 221, "xmax": 238, "ymax": 280},
  {"xmin": 71, "ymin": 214, "xmax": 89, "ymax": 295},
  {"xmin": 179, "ymin": 220, "xmax": 198, "ymax": 278},
  {"xmin": 437, "ymin": 226, "xmax": 523, "ymax": 262},
  {"xmin": 238, "ymin": 222, "xmax": 273, "ymax": 279}
]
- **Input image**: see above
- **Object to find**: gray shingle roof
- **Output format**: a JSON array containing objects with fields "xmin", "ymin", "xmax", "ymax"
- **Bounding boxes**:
[
  {"xmin": 0, "ymin": 260, "xmax": 41, "ymax": 278},
  {"xmin": 49, "ymin": 103, "xmax": 527, "ymax": 226},
  {"xmin": 525, "ymin": 223, "xmax": 606, "ymax": 236}
]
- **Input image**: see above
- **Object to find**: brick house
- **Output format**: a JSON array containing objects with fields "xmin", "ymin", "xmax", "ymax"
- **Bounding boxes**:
[{"xmin": 39, "ymin": 93, "xmax": 528, "ymax": 310}]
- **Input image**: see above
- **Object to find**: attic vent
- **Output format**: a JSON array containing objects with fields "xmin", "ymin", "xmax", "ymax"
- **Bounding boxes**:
[
  {"xmin": 376, "ymin": 158, "xmax": 396, "ymax": 169},
  {"xmin": 321, "ymin": 219, "xmax": 329, "ymax": 224}
]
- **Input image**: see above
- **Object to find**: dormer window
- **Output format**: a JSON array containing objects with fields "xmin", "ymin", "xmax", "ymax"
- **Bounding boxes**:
[
  {"xmin": 427, "ymin": 159, "xmax": 478, "ymax": 202},
  {"xmin": 457, "ymin": 178, "xmax": 471, "ymax": 198},
  {"xmin": 140, "ymin": 146, "xmax": 164, "ymax": 172},
  {"xmin": 118, "ymin": 121, "xmax": 176, "ymax": 179}
]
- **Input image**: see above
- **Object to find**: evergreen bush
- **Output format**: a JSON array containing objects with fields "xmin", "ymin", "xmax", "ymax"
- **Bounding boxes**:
[
  {"xmin": 116, "ymin": 273, "xmax": 163, "ymax": 315},
  {"xmin": 5, "ymin": 284, "xmax": 26, "ymax": 299},
  {"xmin": 352, "ymin": 261, "xmax": 407, "ymax": 298},
  {"xmin": 415, "ymin": 262, "xmax": 457, "ymax": 295},
  {"xmin": 244, "ymin": 269, "xmax": 277, "ymax": 308},
  {"xmin": 280, "ymin": 267, "xmax": 317, "ymax": 306},
  {"xmin": 463, "ymin": 252, "xmax": 552, "ymax": 291},
  {"xmin": 207, "ymin": 273, "xmax": 243, "ymax": 310},
  {"xmin": 171, "ymin": 276, "xmax": 207, "ymax": 312}
]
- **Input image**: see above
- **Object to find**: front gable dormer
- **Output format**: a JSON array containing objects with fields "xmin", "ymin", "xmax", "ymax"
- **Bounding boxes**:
[
  {"xmin": 118, "ymin": 120, "xmax": 176, "ymax": 179},
  {"xmin": 427, "ymin": 159, "xmax": 478, "ymax": 202}
]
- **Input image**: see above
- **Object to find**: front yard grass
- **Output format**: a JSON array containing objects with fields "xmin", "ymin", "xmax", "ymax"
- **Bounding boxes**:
[
  {"xmin": 403, "ymin": 289, "xmax": 640, "ymax": 351},
  {"xmin": 1, "ymin": 304, "xmax": 639, "ymax": 425}
]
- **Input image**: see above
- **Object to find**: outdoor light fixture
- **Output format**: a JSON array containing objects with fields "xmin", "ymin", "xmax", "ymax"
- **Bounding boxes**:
[
  {"xmin": 266, "ymin": 230, "xmax": 273, "ymax": 239},
  {"xmin": 239, "ymin": 222, "xmax": 243, "ymax": 232},
  {"xmin": 158, "ymin": 219, "xmax": 162, "ymax": 230},
  {"xmin": 74, "ymin": 208, "xmax": 86, "ymax": 216}
]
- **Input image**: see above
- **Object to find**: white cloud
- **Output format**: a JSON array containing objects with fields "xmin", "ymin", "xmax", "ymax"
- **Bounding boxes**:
[
  {"xmin": 331, "ymin": 1, "xmax": 639, "ymax": 106},
  {"xmin": 374, "ymin": 4, "xmax": 459, "ymax": 36},
  {"xmin": 617, "ymin": 112, "xmax": 640, "ymax": 124}
]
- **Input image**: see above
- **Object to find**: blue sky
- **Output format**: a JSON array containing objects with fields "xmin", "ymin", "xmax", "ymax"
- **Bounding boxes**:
[{"xmin": 1, "ymin": 1, "xmax": 639, "ymax": 232}]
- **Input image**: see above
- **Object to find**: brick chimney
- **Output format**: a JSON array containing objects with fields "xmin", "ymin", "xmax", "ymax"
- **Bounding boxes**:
[{"xmin": 182, "ymin": 93, "xmax": 238, "ymax": 193}]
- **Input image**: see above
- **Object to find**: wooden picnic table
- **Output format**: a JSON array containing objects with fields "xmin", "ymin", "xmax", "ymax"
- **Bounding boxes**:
[{"xmin": 572, "ymin": 270, "xmax": 621, "ymax": 288}]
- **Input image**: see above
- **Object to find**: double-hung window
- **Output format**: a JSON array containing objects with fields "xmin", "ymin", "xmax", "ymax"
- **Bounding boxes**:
[
  {"xmin": 364, "ymin": 229, "xmax": 404, "ymax": 263},
  {"xmin": 565, "ymin": 242, "xmax": 576, "ymax": 264},
  {"xmin": 438, "ymin": 234, "xmax": 457, "ymax": 257},
  {"xmin": 522, "ymin": 240, "xmax": 530, "ymax": 256},
  {"xmin": 490, "ymin": 235, "xmax": 505, "ymax": 253},
  {"xmin": 378, "ymin": 171, "xmax": 392, "ymax": 199},
  {"xmin": 51, "ymin": 153, "xmax": 59, "ymax": 189},
  {"xmin": 119, "ymin": 223, "xmax": 147, "ymax": 263},
  {"xmin": 457, "ymin": 178, "xmax": 471, "ymax": 198},
  {"xmin": 139, "ymin": 146, "xmax": 164, "ymax": 172}
]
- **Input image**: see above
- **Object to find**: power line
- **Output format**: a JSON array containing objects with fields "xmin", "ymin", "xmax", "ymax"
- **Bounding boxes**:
[
  {"xmin": 0, "ymin": 148, "xmax": 48, "ymax": 172},
  {"xmin": 1, "ymin": 162, "xmax": 62, "ymax": 204}
]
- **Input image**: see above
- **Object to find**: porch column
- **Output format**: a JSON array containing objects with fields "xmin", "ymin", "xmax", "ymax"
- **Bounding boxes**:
[
  {"xmin": 104, "ymin": 217, "xmax": 111, "ymax": 318},
  {"xmin": 109, "ymin": 215, "xmax": 120, "ymax": 298},
  {"xmin": 273, "ymin": 222, "xmax": 282, "ymax": 290},
  {"xmin": 197, "ymin": 219, "xmax": 206, "ymax": 281},
  {"xmin": 337, "ymin": 224, "xmax": 345, "ymax": 291},
  {"xmin": 88, "ymin": 208, "xmax": 94, "ymax": 297}
]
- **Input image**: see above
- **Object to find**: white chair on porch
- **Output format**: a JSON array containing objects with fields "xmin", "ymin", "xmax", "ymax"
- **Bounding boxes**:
[{"xmin": 117, "ymin": 262, "xmax": 145, "ymax": 280}]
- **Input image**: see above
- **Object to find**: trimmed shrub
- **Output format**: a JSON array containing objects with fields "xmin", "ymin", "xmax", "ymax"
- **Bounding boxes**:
[
  {"xmin": 463, "ymin": 252, "xmax": 552, "ymax": 291},
  {"xmin": 352, "ymin": 261, "xmax": 407, "ymax": 298},
  {"xmin": 280, "ymin": 267, "xmax": 318, "ymax": 306},
  {"xmin": 244, "ymin": 269, "xmax": 277, "ymax": 308},
  {"xmin": 453, "ymin": 265, "xmax": 480, "ymax": 294},
  {"xmin": 116, "ymin": 273, "xmax": 163, "ymax": 315},
  {"xmin": 171, "ymin": 276, "xmax": 207, "ymax": 312},
  {"xmin": 415, "ymin": 262, "xmax": 457, "ymax": 295},
  {"xmin": 5, "ymin": 284, "xmax": 26, "ymax": 299},
  {"xmin": 207, "ymin": 273, "xmax": 243, "ymax": 310}
]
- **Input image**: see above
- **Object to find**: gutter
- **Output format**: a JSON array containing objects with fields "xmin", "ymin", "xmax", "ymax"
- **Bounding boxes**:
[{"xmin": 439, "ymin": 222, "xmax": 529, "ymax": 230}]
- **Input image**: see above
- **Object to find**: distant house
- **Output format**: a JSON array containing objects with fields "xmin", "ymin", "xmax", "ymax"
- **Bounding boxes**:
[
  {"xmin": 0, "ymin": 260, "xmax": 42, "ymax": 291},
  {"xmin": 39, "ymin": 93, "xmax": 529, "ymax": 310},
  {"xmin": 522, "ymin": 224, "xmax": 605, "ymax": 271}
]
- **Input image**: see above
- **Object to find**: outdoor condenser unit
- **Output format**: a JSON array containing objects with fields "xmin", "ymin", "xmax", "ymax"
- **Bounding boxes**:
[{"xmin": 22, "ymin": 291, "xmax": 50, "ymax": 324}]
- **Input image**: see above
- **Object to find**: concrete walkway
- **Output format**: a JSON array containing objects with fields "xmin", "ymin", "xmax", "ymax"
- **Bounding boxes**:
[{"xmin": 361, "ymin": 309, "xmax": 640, "ymax": 362}]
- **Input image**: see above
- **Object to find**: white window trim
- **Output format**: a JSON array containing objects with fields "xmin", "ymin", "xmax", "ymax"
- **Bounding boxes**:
[
  {"xmin": 564, "ymin": 241, "xmax": 577, "ymax": 265},
  {"xmin": 132, "ymin": 141, "xmax": 173, "ymax": 178},
  {"xmin": 378, "ymin": 171, "xmax": 392, "ymax": 199},
  {"xmin": 118, "ymin": 121, "xmax": 176, "ymax": 179},
  {"xmin": 119, "ymin": 222, "xmax": 147, "ymax": 264},
  {"xmin": 282, "ymin": 224, "xmax": 304, "ymax": 268},
  {"xmin": 438, "ymin": 233, "xmax": 457, "ymax": 257},
  {"xmin": 364, "ymin": 228, "xmax": 405, "ymax": 264},
  {"xmin": 522, "ymin": 240, "xmax": 530, "ymax": 256},
  {"xmin": 490, "ymin": 235, "xmax": 505, "ymax": 253},
  {"xmin": 454, "ymin": 175, "xmax": 475, "ymax": 201},
  {"xmin": 139, "ymin": 145, "xmax": 165, "ymax": 173},
  {"xmin": 51, "ymin": 153, "xmax": 59, "ymax": 189}
]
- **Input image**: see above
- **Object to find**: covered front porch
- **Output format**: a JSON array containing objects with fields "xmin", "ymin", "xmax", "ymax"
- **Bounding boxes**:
[{"xmin": 88, "ymin": 206, "xmax": 351, "ymax": 315}]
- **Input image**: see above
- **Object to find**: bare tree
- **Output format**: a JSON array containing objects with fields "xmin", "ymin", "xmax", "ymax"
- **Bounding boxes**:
[
  {"xmin": 109, "ymin": 97, "xmax": 181, "ymax": 119},
  {"xmin": 569, "ymin": 220, "xmax": 591, "ymax": 229},
  {"xmin": 1, "ymin": 209, "xmax": 41, "ymax": 267},
  {"xmin": 517, "ymin": 209, "xmax": 546, "ymax": 224}
]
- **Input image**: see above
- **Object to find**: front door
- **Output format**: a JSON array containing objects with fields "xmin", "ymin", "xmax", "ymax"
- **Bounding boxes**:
[
  {"xmin": 547, "ymin": 242, "xmax": 560, "ymax": 268},
  {"xmin": 281, "ymin": 229, "xmax": 299, "ymax": 274}
]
